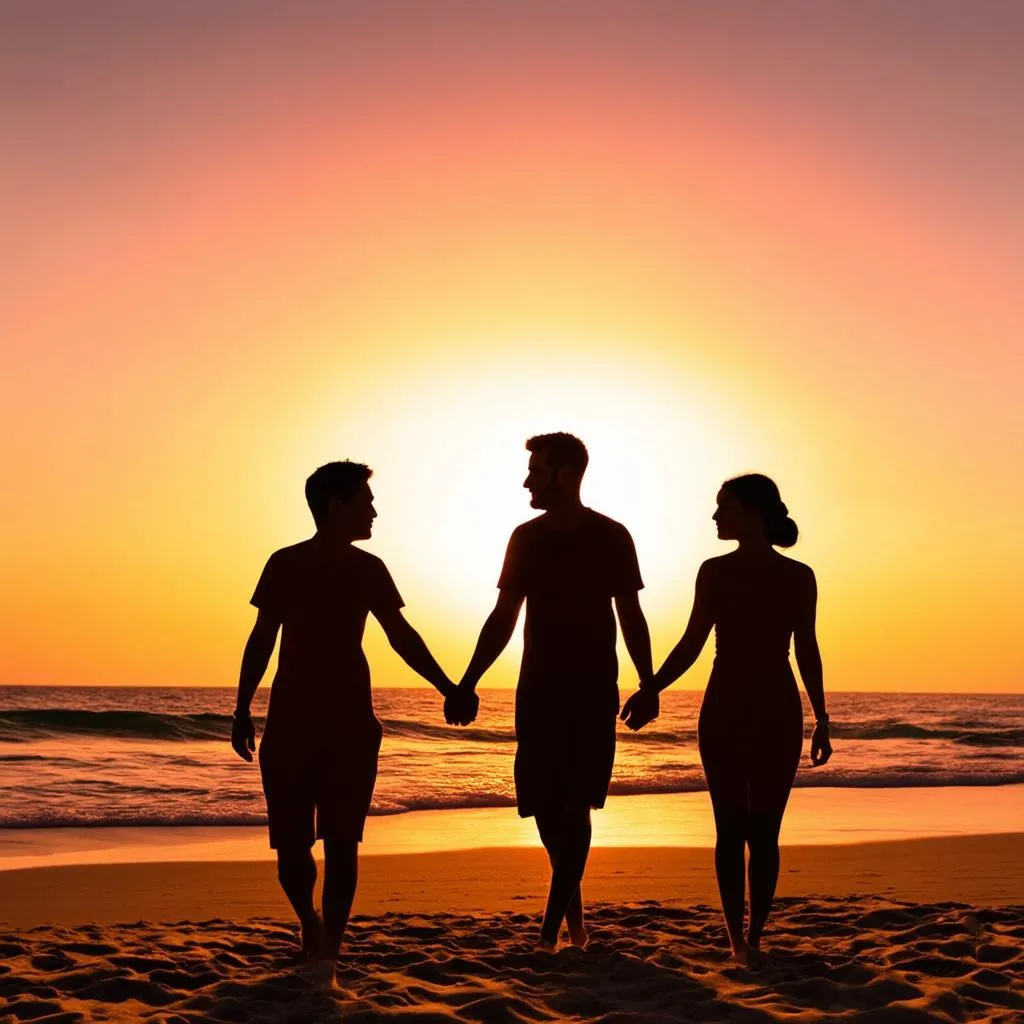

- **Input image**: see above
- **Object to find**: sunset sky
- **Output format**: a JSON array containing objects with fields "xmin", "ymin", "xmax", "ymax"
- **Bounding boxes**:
[{"xmin": 2, "ymin": 2, "xmax": 1022, "ymax": 692}]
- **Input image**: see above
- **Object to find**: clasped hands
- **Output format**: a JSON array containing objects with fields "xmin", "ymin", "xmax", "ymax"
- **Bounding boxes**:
[
  {"xmin": 620, "ymin": 684, "xmax": 660, "ymax": 731},
  {"xmin": 442, "ymin": 681, "xmax": 479, "ymax": 726}
]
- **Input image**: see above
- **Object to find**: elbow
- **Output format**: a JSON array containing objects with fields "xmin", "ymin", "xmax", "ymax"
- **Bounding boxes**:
[
  {"xmin": 487, "ymin": 610, "xmax": 517, "ymax": 643},
  {"xmin": 793, "ymin": 635, "xmax": 820, "ymax": 664},
  {"xmin": 247, "ymin": 632, "xmax": 276, "ymax": 665},
  {"xmin": 388, "ymin": 624, "xmax": 418, "ymax": 656}
]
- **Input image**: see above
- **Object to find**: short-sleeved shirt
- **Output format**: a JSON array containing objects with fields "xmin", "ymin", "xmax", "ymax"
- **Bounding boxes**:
[
  {"xmin": 251, "ymin": 538, "xmax": 404, "ymax": 733},
  {"xmin": 498, "ymin": 509, "xmax": 643, "ymax": 702}
]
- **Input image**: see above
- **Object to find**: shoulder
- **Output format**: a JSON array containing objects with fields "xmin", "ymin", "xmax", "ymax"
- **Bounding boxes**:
[
  {"xmin": 263, "ymin": 539, "xmax": 313, "ymax": 567},
  {"xmin": 774, "ymin": 555, "xmax": 817, "ymax": 597},
  {"xmin": 587, "ymin": 510, "xmax": 634, "ymax": 542},
  {"xmin": 348, "ymin": 546, "xmax": 392, "ymax": 574},
  {"xmin": 775, "ymin": 553, "xmax": 815, "ymax": 579},
  {"xmin": 697, "ymin": 554, "xmax": 728, "ymax": 577},
  {"xmin": 510, "ymin": 515, "xmax": 546, "ymax": 541}
]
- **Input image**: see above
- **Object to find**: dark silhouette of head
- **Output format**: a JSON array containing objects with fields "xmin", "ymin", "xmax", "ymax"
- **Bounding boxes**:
[
  {"xmin": 305, "ymin": 461, "xmax": 376, "ymax": 540},
  {"xmin": 714, "ymin": 473, "xmax": 798, "ymax": 548},
  {"xmin": 524, "ymin": 433, "xmax": 589, "ymax": 510}
]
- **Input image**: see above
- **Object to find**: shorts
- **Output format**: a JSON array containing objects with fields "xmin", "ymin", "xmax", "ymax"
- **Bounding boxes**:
[
  {"xmin": 258, "ymin": 719, "xmax": 383, "ymax": 848},
  {"xmin": 514, "ymin": 684, "xmax": 618, "ymax": 818}
]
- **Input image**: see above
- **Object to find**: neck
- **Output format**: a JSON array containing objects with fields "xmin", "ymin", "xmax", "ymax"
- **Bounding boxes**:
[
  {"xmin": 315, "ymin": 527, "xmax": 355, "ymax": 551},
  {"xmin": 545, "ymin": 495, "xmax": 586, "ymax": 530},
  {"xmin": 734, "ymin": 534, "xmax": 773, "ymax": 556}
]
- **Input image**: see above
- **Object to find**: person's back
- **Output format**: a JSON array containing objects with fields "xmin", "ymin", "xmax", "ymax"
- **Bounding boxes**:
[
  {"xmin": 450, "ymin": 433, "xmax": 654, "ymax": 950},
  {"xmin": 509, "ymin": 508, "xmax": 639, "ymax": 709},
  {"xmin": 620, "ymin": 473, "xmax": 832, "ymax": 965},
  {"xmin": 705, "ymin": 551, "xmax": 812, "ymax": 714},
  {"xmin": 231, "ymin": 460, "xmax": 458, "ymax": 985},
  {"xmin": 254, "ymin": 537, "xmax": 399, "ymax": 735}
]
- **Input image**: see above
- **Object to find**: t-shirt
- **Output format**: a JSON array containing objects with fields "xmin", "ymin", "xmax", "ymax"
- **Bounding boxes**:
[
  {"xmin": 250, "ymin": 538, "xmax": 404, "ymax": 729},
  {"xmin": 498, "ymin": 509, "xmax": 643, "ymax": 699}
]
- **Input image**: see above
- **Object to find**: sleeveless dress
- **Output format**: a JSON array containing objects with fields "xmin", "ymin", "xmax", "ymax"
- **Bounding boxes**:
[{"xmin": 697, "ymin": 564, "xmax": 804, "ymax": 797}]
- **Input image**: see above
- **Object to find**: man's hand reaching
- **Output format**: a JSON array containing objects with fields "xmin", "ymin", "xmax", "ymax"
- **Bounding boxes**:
[{"xmin": 231, "ymin": 711, "xmax": 256, "ymax": 762}]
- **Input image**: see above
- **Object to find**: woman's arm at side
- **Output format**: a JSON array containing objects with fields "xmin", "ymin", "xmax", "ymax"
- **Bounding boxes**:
[
  {"xmin": 793, "ymin": 565, "xmax": 826, "ymax": 721},
  {"xmin": 793, "ymin": 564, "xmax": 832, "ymax": 766}
]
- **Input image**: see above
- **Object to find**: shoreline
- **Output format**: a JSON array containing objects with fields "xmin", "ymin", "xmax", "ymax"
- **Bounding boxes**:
[
  {"xmin": 3, "ymin": 784, "xmax": 1023, "ymax": 873},
  {"xmin": 2, "ymin": 833, "xmax": 1022, "ymax": 929}
]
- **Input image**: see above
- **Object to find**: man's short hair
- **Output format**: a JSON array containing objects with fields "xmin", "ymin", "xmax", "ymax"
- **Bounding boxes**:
[
  {"xmin": 526, "ymin": 433, "xmax": 589, "ymax": 476},
  {"xmin": 305, "ymin": 461, "xmax": 372, "ymax": 527}
]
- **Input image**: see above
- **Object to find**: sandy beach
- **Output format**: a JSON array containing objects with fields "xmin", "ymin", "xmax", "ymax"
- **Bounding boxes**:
[{"xmin": 2, "ymin": 834, "xmax": 1022, "ymax": 1022}]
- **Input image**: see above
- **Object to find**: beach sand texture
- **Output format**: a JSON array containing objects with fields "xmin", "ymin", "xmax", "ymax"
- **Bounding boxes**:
[
  {"xmin": 2, "ymin": 836, "xmax": 1023, "ymax": 1022},
  {"xmin": 2, "ymin": 898, "xmax": 1023, "ymax": 1023}
]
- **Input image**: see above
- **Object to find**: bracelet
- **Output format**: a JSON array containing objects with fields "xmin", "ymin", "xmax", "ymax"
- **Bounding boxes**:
[
  {"xmin": 814, "ymin": 714, "xmax": 830, "ymax": 726},
  {"xmin": 233, "ymin": 708, "xmax": 252, "ymax": 720}
]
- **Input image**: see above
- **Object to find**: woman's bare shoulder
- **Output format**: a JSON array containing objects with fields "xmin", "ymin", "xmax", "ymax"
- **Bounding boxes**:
[{"xmin": 774, "ymin": 553, "xmax": 816, "ymax": 587}]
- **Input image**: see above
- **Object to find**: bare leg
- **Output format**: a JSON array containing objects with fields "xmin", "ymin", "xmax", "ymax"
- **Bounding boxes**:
[
  {"xmin": 746, "ymin": 772, "xmax": 796, "ymax": 950},
  {"xmin": 745, "ymin": 823, "xmax": 781, "ymax": 950},
  {"xmin": 536, "ymin": 810, "xmax": 587, "ymax": 947},
  {"xmin": 538, "ymin": 804, "xmax": 592, "ymax": 948},
  {"xmin": 703, "ymin": 768, "xmax": 750, "ymax": 957},
  {"xmin": 276, "ymin": 845, "xmax": 322, "ymax": 954},
  {"xmin": 713, "ymin": 822, "xmax": 747, "ymax": 953},
  {"xmin": 321, "ymin": 838, "xmax": 359, "ymax": 961}
]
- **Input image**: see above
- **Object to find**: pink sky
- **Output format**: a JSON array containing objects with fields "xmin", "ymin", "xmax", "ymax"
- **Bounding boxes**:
[{"xmin": 1, "ymin": 2, "xmax": 1022, "ymax": 690}]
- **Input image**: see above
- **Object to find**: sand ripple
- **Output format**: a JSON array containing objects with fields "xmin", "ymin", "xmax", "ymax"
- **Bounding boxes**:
[{"xmin": 1, "ymin": 897, "xmax": 1022, "ymax": 1023}]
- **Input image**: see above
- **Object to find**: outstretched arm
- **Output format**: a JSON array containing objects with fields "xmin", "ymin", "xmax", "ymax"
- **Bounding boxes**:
[
  {"xmin": 232, "ymin": 609, "xmax": 280, "ymax": 761},
  {"xmin": 614, "ymin": 590, "xmax": 654, "ymax": 687},
  {"xmin": 373, "ymin": 606, "xmax": 456, "ymax": 698},
  {"xmin": 793, "ymin": 567, "xmax": 831, "ymax": 765},
  {"xmin": 460, "ymin": 589, "xmax": 524, "ymax": 692}
]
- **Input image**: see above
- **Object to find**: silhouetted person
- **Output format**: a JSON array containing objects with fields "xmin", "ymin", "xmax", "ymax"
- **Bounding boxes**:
[
  {"xmin": 448, "ymin": 433, "xmax": 654, "ymax": 949},
  {"xmin": 231, "ymin": 461, "xmax": 457, "ymax": 984},
  {"xmin": 622, "ymin": 473, "xmax": 832, "ymax": 965}
]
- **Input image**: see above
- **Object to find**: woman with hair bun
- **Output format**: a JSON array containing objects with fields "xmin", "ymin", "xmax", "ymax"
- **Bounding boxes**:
[{"xmin": 621, "ymin": 474, "xmax": 832, "ymax": 965}]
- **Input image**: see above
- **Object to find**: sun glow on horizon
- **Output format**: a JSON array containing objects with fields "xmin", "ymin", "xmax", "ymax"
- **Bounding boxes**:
[
  {"xmin": 308, "ymin": 343, "xmax": 737, "ymax": 617},
  {"xmin": 2, "ymin": 3, "xmax": 1021, "ymax": 692}
]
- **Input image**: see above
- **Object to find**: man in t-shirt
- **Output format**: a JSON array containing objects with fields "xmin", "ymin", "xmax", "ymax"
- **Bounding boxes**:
[
  {"xmin": 232, "ymin": 460, "xmax": 457, "ymax": 983},
  {"xmin": 447, "ymin": 433, "xmax": 654, "ymax": 949}
]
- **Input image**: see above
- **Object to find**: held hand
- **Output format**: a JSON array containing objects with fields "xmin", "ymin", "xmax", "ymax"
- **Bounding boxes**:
[
  {"xmin": 457, "ymin": 685, "xmax": 480, "ymax": 726},
  {"xmin": 442, "ymin": 688, "xmax": 463, "ymax": 726},
  {"xmin": 440, "ymin": 679, "xmax": 460, "ymax": 725},
  {"xmin": 445, "ymin": 684, "xmax": 480, "ymax": 727},
  {"xmin": 231, "ymin": 713, "xmax": 256, "ymax": 762},
  {"xmin": 620, "ymin": 688, "xmax": 659, "ymax": 731},
  {"xmin": 810, "ymin": 722, "xmax": 833, "ymax": 766}
]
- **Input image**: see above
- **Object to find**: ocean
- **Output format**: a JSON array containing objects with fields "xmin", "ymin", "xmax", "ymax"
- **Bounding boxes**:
[{"xmin": 0, "ymin": 687, "xmax": 1021, "ymax": 831}]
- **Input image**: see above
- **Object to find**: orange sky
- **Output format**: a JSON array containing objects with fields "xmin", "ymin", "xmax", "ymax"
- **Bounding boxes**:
[{"xmin": 2, "ymin": 2, "xmax": 1022, "ymax": 691}]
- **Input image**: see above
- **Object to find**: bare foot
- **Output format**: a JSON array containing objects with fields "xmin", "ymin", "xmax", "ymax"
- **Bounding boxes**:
[
  {"xmin": 731, "ymin": 939, "xmax": 767, "ymax": 969},
  {"xmin": 304, "ymin": 956, "xmax": 338, "ymax": 989},
  {"xmin": 567, "ymin": 923, "xmax": 589, "ymax": 949},
  {"xmin": 744, "ymin": 933, "xmax": 770, "ymax": 967},
  {"xmin": 535, "ymin": 935, "xmax": 558, "ymax": 953}
]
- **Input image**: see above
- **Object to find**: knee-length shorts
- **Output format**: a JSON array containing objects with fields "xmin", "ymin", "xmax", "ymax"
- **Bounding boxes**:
[{"xmin": 258, "ymin": 720, "xmax": 383, "ymax": 848}]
